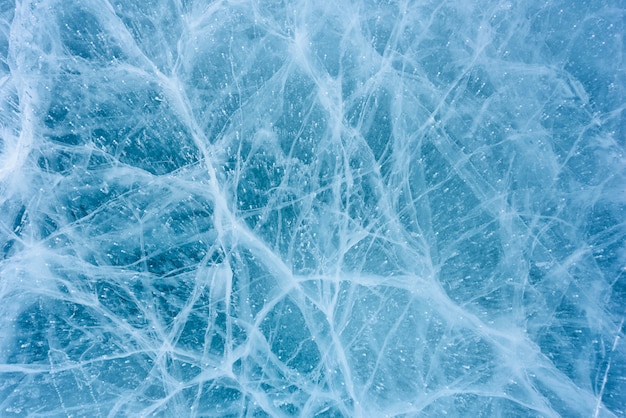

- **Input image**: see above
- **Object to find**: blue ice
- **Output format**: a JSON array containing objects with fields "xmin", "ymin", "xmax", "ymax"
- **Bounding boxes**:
[{"xmin": 0, "ymin": 0, "xmax": 625, "ymax": 416}]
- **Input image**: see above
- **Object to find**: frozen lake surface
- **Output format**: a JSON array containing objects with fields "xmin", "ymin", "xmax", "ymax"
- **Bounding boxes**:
[{"xmin": 0, "ymin": 0, "xmax": 625, "ymax": 416}]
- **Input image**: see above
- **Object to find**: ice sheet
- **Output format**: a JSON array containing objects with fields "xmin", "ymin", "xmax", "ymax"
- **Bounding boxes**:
[{"xmin": 0, "ymin": 0, "xmax": 625, "ymax": 416}]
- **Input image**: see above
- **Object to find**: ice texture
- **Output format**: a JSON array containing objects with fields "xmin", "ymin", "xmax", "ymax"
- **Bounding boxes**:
[{"xmin": 0, "ymin": 0, "xmax": 625, "ymax": 416}]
